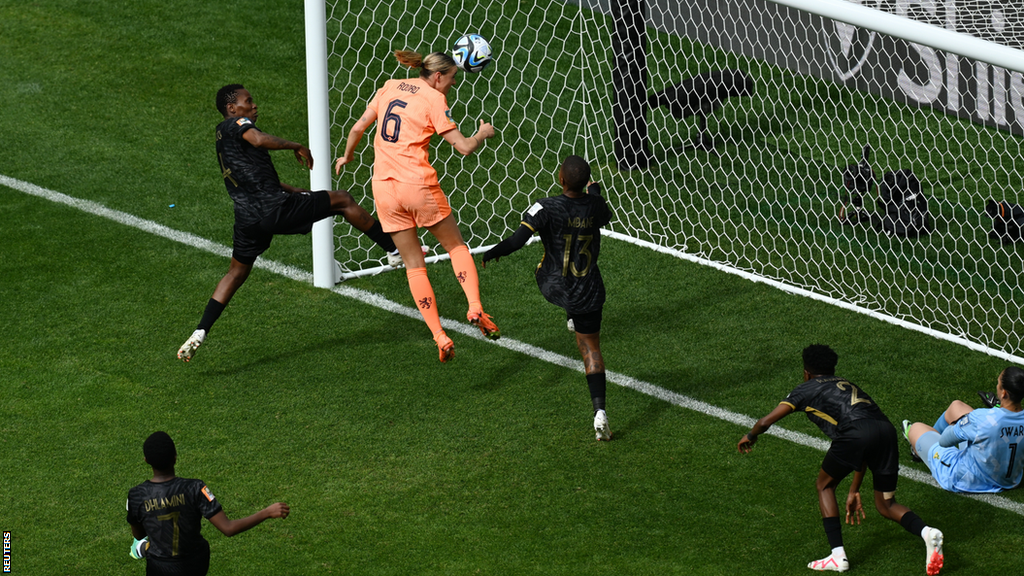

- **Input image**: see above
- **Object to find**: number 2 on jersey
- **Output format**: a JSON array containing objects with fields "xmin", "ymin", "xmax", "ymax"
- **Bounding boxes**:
[{"xmin": 835, "ymin": 381, "xmax": 872, "ymax": 406}]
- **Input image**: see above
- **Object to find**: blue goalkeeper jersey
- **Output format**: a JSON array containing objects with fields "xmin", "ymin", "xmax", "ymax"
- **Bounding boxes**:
[{"xmin": 942, "ymin": 407, "xmax": 1024, "ymax": 492}]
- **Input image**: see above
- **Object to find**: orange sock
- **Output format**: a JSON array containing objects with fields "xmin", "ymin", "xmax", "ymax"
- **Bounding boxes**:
[
  {"xmin": 406, "ymin": 267, "xmax": 443, "ymax": 336},
  {"xmin": 448, "ymin": 244, "xmax": 482, "ymax": 313}
]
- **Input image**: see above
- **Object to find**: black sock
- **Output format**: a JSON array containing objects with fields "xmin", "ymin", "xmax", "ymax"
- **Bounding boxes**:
[
  {"xmin": 363, "ymin": 220, "xmax": 397, "ymax": 253},
  {"xmin": 586, "ymin": 372, "xmax": 606, "ymax": 413},
  {"xmin": 899, "ymin": 510, "xmax": 927, "ymax": 536},
  {"xmin": 197, "ymin": 298, "xmax": 226, "ymax": 333},
  {"xmin": 823, "ymin": 516, "xmax": 843, "ymax": 549}
]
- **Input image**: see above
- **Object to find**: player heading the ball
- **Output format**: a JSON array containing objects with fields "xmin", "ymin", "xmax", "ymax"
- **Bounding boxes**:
[{"xmin": 335, "ymin": 49, "xmax": 499, "ymax": 362}]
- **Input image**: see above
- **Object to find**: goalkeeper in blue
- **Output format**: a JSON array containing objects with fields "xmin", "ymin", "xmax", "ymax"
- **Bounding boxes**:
[
  {"xmin": 482, "ymin": 155, "xmax": 613, "ymax": 441},
  {"xmin": 904, "ymin": 366, "xmax": 1024, "ymax": 493}
]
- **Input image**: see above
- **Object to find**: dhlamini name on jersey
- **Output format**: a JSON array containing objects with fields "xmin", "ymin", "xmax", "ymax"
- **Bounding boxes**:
[{"xmin": 143, "ymin": 493, "xmax": 187, "ymax": 512}]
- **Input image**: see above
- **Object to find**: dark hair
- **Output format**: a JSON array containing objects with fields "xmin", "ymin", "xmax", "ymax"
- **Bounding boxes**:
[
  {"xmin": 1001, "ymin": 367, "xmax": 1024, "ymax": 404},
  {"xmin": 143, "ymin": 431, "xmax": 177, "ymax": 471},
  {"xmin": 561, "ymin": 155, "xmax": 591, "ymax": 192},
  {"xmin": 216, "ymin": 84, "xmax": 245, "ymax": 116},
  {"xmin": 803, "ymin": 344, "xmax": 838, "ymax": 376}
]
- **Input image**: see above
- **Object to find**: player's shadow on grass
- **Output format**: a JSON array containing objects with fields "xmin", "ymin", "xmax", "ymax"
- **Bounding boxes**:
[
  {"xmin": 651, "ymin": 121, "xmax": 758, "ymax": 163},
  {"xmin": 648, "ymin": 70, "xmax": 756, "ymax": 160},
  {"xmin": 615, "ymin": 398, "xmax": 673, "ymax": 441},
  {"xmin": 195, "ymin": 320, "xmax": 425, "ymax": 376}
]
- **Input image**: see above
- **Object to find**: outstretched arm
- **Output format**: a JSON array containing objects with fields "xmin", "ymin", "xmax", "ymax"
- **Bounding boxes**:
[
  {"xmin": 242, "ymin": 130, "xmax": 312, "ymax": 169},
  {"xmin": 737, "ymin": 403, "xmax": 794, "ymax": 453},
  {"xmin": 335, "ymin": 108, "xmax": 377, "ymax": 174},
  {"xmin": 482, "ymin": 224, "xmax": 533, "ymax": 267},
  {"xmin": 442, "ymin": 119, "xmax": 495, "ymax": 156},
  {"xmin": 207, "ymin": 502, "xmax": 290, "ymax": 537}
]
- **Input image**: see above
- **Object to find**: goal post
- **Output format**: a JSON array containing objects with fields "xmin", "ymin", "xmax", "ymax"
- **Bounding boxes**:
[
  {"xmin": 304, "ymin": 0, "xmax": 338, "ymax": 288},
  {"xmin": 308, "ymin": 0, "xmax": 1024, "ymax": 362}
]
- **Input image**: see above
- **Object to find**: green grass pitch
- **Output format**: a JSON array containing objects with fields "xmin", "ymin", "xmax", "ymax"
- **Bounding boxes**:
[{"xmin": 1, "ymin": 1, "xmax": 1022, "ymax": 575}]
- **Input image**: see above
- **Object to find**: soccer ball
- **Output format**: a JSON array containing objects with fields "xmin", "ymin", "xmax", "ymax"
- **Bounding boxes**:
[{"xmin": 452, "ymin": 33, "xmax": 493, "ymax": 73}]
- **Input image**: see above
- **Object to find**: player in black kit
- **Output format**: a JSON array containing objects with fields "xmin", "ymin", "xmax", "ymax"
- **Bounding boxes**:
[
  {"xmin": 483, "ymin": 155, "xmax": 613, "ymax": 441},
  {"xmin": 126, "ymin": 431, "xmax": 289, "ymax": 575},
  {"xmin": 177, "ymin": 84, "xmax": 400, "ymax": 362},
  {"xmin": 737, "ymin": 345, "xmax": 944, "ymax": 575}
]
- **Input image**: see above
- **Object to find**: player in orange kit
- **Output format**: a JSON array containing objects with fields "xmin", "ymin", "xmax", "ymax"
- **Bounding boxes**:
[{"xmin": 336, "ymin": 50, "xmax": 499, "ymax": 362}]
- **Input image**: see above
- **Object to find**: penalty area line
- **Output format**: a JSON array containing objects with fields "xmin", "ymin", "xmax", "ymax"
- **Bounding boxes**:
[{"xmin": 4, "ymin": 173, "xmax": 1022, "ymax": 517}]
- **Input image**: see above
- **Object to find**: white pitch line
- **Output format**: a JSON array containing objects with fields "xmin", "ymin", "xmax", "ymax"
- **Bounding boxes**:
[{"xmin": 5, "ymin": 173, "xmax": 1022, "ymax": 516}]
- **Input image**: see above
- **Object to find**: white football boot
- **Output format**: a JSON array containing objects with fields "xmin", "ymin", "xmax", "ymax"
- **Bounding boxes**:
[
  {"xmin": 925, "ymin": 527, "xmax": 944, "ymax": 575},
  {"xmin": 177, "ymin": 329, "xmax": 206, "ymax": 362},
  {"xmin": 387, "ymin": 250, "xmax": 404, "ymax": 268},
  {"xmin": 594, "ymin": 409, "xmax": 612, "ymax": 441},
  {"xmin": 807, "ymin": 555, "xmax": 849, "ymax": 572}
]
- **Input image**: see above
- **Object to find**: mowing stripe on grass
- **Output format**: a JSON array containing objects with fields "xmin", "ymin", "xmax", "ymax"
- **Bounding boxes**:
[{"xmin": 5, "ymin": 172, "xmax": 1022, "ymax": 516}]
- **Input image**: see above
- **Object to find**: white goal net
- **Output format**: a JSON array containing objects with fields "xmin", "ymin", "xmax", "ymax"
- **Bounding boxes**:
[{"xmin": 317, "ymin": 0, "xmax": 1024, "ymax": 361}]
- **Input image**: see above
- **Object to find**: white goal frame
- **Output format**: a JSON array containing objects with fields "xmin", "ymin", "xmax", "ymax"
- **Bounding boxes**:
[{"xmin": 305, "ymin": 0, "xmax": 1024, "ymax": 363}]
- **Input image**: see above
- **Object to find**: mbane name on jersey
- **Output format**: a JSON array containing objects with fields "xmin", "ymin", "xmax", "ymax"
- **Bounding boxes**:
[{"xmin": 566, "ymin": 216, "xmax": 595, "ymax": 228}]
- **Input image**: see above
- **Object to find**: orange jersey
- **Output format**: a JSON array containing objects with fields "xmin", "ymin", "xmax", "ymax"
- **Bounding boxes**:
[{"xmin": 368, "ymin": 78, "xmax": 458, "ymax": 186}]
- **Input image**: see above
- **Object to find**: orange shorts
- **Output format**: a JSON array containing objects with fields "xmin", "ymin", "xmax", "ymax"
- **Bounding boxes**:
[{"xmin": 372, "ymin": 179, "xmax": 452, "ymax": 232}]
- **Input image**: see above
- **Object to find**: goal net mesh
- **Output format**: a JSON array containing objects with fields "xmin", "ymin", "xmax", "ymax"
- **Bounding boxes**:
[{"xmin": 323, "ymin": 0, "xmax": 1024, "ymax": 358}]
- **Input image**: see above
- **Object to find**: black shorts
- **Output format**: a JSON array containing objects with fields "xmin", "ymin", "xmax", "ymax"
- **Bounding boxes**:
[
  {"xmin": 569, "ymin": 308, "xmax": 603, "ymax": 335},
  {"xmin": 821, "ymin": 418, "xmax": 900, "ymax": 493},
  {"xmin": 146, "ymin": 540, "xmax": 210, "ymax": 576},
  {"xmin": 232, "ymin": 191, "xmax": 333, "ymax": 265}
]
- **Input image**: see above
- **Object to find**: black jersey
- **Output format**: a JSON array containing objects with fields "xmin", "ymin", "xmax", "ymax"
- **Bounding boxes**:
[
  {"xmin": 781, "ymin": 376, "xmax": 889, "ymax": 440},
  {"xmin": 215, "ymin": 116, "xmax": 289, "ymax": 228},
  {"xmin": 126, "ymin": 477, "xmax": 223, "ymax": 560},
  {"xmin": 522, "ymin": 185, "xmax": 612, "ymax": 314}
]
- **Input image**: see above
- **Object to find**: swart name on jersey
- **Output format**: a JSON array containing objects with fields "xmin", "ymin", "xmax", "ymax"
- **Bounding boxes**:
[{"xmin": 1000, "ymin": 425, "xmax": 1024, "ymax": 438}]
